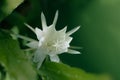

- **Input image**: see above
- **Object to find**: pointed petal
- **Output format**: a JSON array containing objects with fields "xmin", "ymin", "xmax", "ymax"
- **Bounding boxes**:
[
  {"xmin": 67, "ymin": 49, "xmax": 81, "ymax": 54},
  {"xmin": 67, "ymin": 26, "xmax": 80, "ymax": 36},
  {"xmin": 24, "ymin": 23, "xmax": 35, "ymax": 33},
  {"xmin": 52, "ymin": 10, "xmax": 58, "ymax": 26},
  {"xmin": 59, "ymin": 26, "xmax": 67, "ymax": 33},
  {"xmin": 37, "ymin": 61, "xmax": 43, "ymax": 69},
  {"xmin": 49, "ymin": 55, "xmax": 60, "ymax": 62},
  {"xmin": 33, "ymin": 49, "xmax": 46, "ymax": 69},
  {"xmin": 48, "ymin": 24, "xmax": 56, "ymax": 31},
  {"xmin": 14, "ymin": 34, "xmax": 36, "ymax": 42},
  {"xmin": 35, "ymin": 27, "xmax": 43, "ymax": 40},
  {"xmin": 70, "ymin": 46, "xmax": 83, "ymax": 49},
  {"xmin": 66, "ymin": 37, "xmax": 73, "ymax": 43},
  {"xmin": 26, "ymin": 41, "xmax": 38, "ymax": 48},
  {"xmin": 41, "ymin": 12, "xmax": 47, "ymax": 30}
]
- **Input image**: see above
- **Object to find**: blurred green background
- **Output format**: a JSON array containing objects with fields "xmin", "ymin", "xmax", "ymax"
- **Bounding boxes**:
[{"xmin": 1, "ymin": 0, "xmax": 120, "ymax": 80}]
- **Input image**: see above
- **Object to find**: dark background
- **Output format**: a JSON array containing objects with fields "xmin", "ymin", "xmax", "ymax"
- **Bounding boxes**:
[{"xmin": 0, "ymin": 0, "xmax": 120, "ymax": 80}]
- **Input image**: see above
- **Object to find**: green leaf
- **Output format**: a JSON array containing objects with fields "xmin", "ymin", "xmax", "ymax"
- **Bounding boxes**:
[
  {"xmin": 40, "ymin": 62, "xmax": 111, "ymax": 80},
  {"xmin": 0, "ymin": 0, "xmax": 24, "ymax": 22},
  {"xmin": 0, "ymin": 30, "xmax": 37, "ymax": 80}
]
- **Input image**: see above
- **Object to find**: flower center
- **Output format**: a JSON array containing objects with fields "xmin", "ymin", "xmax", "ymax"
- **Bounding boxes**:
[{"xmin": 41, "ymin": 39, "xmax": 67, "ymax": 55}]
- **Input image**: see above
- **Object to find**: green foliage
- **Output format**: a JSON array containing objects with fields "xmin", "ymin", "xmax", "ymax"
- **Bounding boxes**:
[
  {"xmin": 40, "ymin": 62, "xmax": 111, "ymax": 80},
  {"xmin": 0, "ymin": 30, "xmax": 111, "ymax": 80},
  {"xmin": 0, "ymin": 30, "xmax": 37, "ymax": 80},
  {"xmin": 0, "ymin": 0, "xmax": 117, "ymax": 80},
  {"xmin": 0, "ymin": 0, "xmax": 24, "ymax": 22}
]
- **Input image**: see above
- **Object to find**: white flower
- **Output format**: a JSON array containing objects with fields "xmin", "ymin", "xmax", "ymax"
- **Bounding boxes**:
[{"xmin": 25, "ymin": 11, "xmax": 80, "ymax": 68}]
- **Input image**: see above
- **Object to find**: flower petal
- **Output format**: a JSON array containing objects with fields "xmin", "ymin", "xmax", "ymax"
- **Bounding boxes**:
[
  {"xmin": 41, "ymin": 12, "xmax": 47, "ymax": 30},
  {"xmin": 35, "ymin": 27, "xmax": 43, "ymax": 40},
  {"xmin": 67, "ymin": 49, "xmax": 81, "ymax": 54},
  {"xmin": 65, "ymin": 37, "xmax": 73, "ymax": 43},
  {"xmin": 69, "ymin": 46, "xmax": 83, "ymax": 49},
  {"xmin": 26, "ymin": 41, "xmax": 39, "ymax": 48},
  {"xmin": 67, "ymin": 26, "xmax": 80, "ymax": 36},
  {"xmin": 47, "ymin": 11, "xmax": 59, "ymax": 31},
  {"xmin": 49, "ymin": 55, "xmax": 60, "ymax": 62},
  {"xmin": 24, "ymin": 23, "xmax": 35, "ymax": 33},
  {"xmin": 52, "ymin": 10, "xmax": 58, "ymax": 26},
  {"xmin": 59, "ymin": 26, "xmax": 67, "ymax": 33},
  {"xmin": 33, "ymin": 49, "xmax": 46, "ymax": 69}
]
